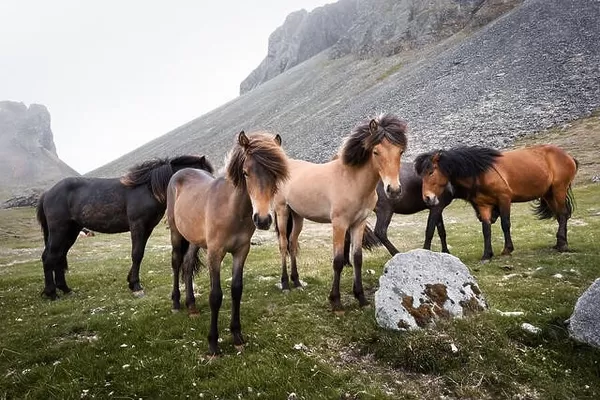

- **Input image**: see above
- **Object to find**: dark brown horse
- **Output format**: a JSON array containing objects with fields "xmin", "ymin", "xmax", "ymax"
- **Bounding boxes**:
[
  {"xmin": 273, "ymin": 114, "xmax": 408, "ymax": 312},
  {"xmin": 415, "ymin": 145, "xmax": 578, "ymax": 261},
  {"xmin": 167, "ymin": 132, "xmax": 289, "ymax": 355},
  {"xmin": 367, "ymin": 162, "xmax": 456, "ymax": 255},
  {"xmin": 36, "ymin": 155, "xmax": 213, "ymax": 299}
]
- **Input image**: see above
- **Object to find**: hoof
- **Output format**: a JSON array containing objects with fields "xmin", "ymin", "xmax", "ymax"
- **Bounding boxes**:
[
  {"xmin": 132, "ymin": 290, "xmax": 145, "ymax": 298},
  {"xmin": 500, "ymin": 250, "xmax": 512, "ymax": 256},
  {"xmin": 234, "ymin": 344, "xmax": 245, "ymax": 353},
  {"xmin": 554, "ymin": 245, "xmax": 569, "ymax": 253},
  {"xmin": 333, "ymin": 309, "xmax": 346, "ymax": 317},
  {"xmin": 171, "ymin": 308, "xmax": 180, "ymax": 314},
  {"xmin": 188, "ymin": 312, "xmax": 200, "ymax": 319},
  {"xmin": 480, "ymin": 258, "xmax": 492, "ymax": 264}
]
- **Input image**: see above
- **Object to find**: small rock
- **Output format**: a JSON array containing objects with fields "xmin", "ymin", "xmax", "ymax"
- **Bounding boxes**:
[{"xmin": 521, "ymin": 323, "xmax": 541, "ymax": 334}]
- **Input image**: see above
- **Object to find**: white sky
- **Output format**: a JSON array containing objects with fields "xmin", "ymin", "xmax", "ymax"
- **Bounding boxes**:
[{"xmin": 0, "ymin": 0, "xmax": 333, "ymax": 173}]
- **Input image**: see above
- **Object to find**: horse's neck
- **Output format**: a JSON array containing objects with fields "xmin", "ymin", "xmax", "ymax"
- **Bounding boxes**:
[
  {"xmin": 345, "ymin": 160, "xmax": 381, "ymax": 195},
  {"xmin": 452, "ymin": 177, "xmax": 479, "ymax": 200},
  {"xmin": 229, "ymin": 186, "xmax": 253, "ymax": 215}
]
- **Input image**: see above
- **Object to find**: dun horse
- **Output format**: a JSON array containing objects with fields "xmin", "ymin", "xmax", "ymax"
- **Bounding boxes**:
[
  {"xmin": 167, "ymin": 132, "xmax": 289, "ymax": 355},
  {"xmin": 274, "ymin": 114, "xmax": 408, "ymax": 312},
  {"xmin": 415, "ymin": 145, "xmax": 578, "ymax": 261},
  {"xmin": 36, "ymin": 155, "xmax": 213, "ymax": 299}
]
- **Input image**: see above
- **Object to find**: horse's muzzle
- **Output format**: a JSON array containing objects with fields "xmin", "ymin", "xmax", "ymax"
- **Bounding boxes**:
[
  {"xmin": 423, "ymin": 194, "xmax": 439, "ymax": 206},
  {"xmin": 385, "ymin": 184, "xmax": 402, "ymax": 199},
  {"xmin": 253, "ymin": 213, "xmax": 273, "ymax": 230}
]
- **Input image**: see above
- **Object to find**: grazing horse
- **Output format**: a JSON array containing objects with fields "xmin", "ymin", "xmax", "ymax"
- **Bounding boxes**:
[
  {"xmin": 36, "ymin": 155, "xmax": 214, "ymax": 299},
  {"xmin": 415, "ymin": 145, "xmax": 578, "ymax": 261},
  {"xmin": 274, "ymin": 114, "xmax": 408, "ymax": 312},
  {"xmin": 167, "ymin": 131, "xmax": 289, "ymax": 355}
]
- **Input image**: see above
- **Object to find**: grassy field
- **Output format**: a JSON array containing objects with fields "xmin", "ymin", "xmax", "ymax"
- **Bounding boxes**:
[{"xmin": 1, "ymin": 118, "xmax": 600, "ymax": 399}]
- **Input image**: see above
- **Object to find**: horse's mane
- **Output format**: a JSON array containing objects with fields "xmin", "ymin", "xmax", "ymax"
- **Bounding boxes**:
[
  {"xmin": 339, "ymin": 113, "xmax": 408, "ymax": 166},
  {"xmin": 414, "ymin": 146, "xmax": 502, "ymax": 179},
  {"xmin": 120, "ymin": 155, "xmax": 214, "ymax": 203},
  {"xmin": 226, "ymin": 133, "xmax": 289, "ymax": 194}
]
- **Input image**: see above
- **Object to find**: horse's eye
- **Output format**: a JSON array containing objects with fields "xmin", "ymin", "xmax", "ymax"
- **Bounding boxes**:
[
  {"xmin": 373, "ymin": 151, "xmax": 379, "ymax": 156},
  {"xmin": 428, "ymin": 170, "xmax": 434, "ymax": 176},
  {"xmin": 243, "ymin": 171, "xmax": 249, "ymax": 177}
]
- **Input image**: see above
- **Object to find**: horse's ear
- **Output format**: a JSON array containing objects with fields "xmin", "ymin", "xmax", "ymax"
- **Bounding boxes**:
[
  {"xmin": 432, "ymin": 152, "xmax": 441, "ymax": 165},
  {"xmin": 274, "ymin": 134, "xmax": 282, "ymax": 146},
  {"xmin": 238, "ymin": 131, "xmax": 249, "ymax": 148},
  {"xmin": 369, "ymin": 119, "xmax": 378, "ymax": 135}
]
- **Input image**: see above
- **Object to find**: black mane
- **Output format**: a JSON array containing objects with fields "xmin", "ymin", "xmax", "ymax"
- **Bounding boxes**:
[
  {"xmin": 340, "ymin": 114, "xmax": 408, "ymax": 166},
  {"xmin": 414, "ymin": 146, "xmax": 502, "ymax": 179},
  {"xmin": 121, "ymin": 155, "xmax": 214, "ymax": 203}
]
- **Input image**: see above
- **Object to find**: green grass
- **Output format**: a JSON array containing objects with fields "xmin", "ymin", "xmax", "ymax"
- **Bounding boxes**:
[{"xmin": 1, "ymin": 183, "xmax": 600, "ymax": 399}]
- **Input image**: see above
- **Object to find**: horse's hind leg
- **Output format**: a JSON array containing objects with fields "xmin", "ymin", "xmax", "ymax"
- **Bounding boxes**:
[
  {"xmin": 498, "ymin": 200, "xmax": 514, "ymax": 256},
  {"xmin": 544, "ymin": 188, "xmax": 570, "ymax": 252},
  {"xmin": 127, "ymin": 223, "xmax": 152, "ymax": 295},
  {"xmin": 230, "ymin": 243, "xmax": 250, "ymax": 350},
  {"xmin": 275, "ymin": 206, "xmax": 291, "ymax": 290},
  {"xmin": 349, "ymin": 220, "xmax": 369, "ymax": 307},
  {"xmin": 182, "ymin": 244, "xmax": 201, "ymax": 316},
  {"xmin": 54, "ymin": 224, "xmax": 81, "ymax": 294},
  {"xmin": 42, "ymin": 224, "xmax": 79, "ymax": 299},
  {"xmin": 170, "ymin": 230, "xmax": 186, "ymax": 312},
  {"xmin": 289, "ymin": 211, "xmax": 304, "ymax": 288}
]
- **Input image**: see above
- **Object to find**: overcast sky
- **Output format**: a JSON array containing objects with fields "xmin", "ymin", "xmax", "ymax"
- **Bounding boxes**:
[{"xmin": 0, "ymin": 0, "xmax": 333, "ymax": 173}]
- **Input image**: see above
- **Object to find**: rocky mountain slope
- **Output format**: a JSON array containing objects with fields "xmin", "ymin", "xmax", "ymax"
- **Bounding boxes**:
[
  {"xmin": 89, "ymin": 0, "xmax": 600, "ymax": 178},
  {"xmin": 0, "ymin": 101, "xmax": 79, "ymax": 199}
]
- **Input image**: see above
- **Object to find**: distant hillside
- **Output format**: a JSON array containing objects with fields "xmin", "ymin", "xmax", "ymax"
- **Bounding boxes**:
[
  {"xmin": 0, "ymin": 101, "xmax": 79, "ymax": 200},
  {"xmin": 89, "ymin": 0, "xmax": 600, "ymax": 179}
]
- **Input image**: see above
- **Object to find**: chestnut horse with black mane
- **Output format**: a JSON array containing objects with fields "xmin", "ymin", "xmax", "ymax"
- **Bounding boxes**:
[
  {"xmin": 274, "ymin": 114, "xmax": 408, "ymax": 312},
  {"xmin": 36, "ymin": 155, "xmax": 214, "ymax": 299},
  {"xmin": 167, "ymin": 131, "xmax": 289, "ymax": 355},
  {"xmin": 415, "ymin": 145, "xmax": 578, "ymax": 261}
]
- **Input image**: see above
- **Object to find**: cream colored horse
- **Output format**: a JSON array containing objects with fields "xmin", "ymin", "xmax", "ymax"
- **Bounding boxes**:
[{"xmin": 274, "ymin": 114, "xmax": 408, "ymax": 312}]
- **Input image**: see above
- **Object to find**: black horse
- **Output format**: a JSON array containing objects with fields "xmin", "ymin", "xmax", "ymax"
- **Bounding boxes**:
[
  {"xmin": 36, "ymin": 155, "xmax": 214, "ymax": 300},
  {"xmin": 369, "ymin": 161, "xmax": 456, "ymax": 255}
]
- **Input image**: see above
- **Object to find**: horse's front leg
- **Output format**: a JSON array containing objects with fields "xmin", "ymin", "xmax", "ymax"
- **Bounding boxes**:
[
  {"xmin": 435, "ymin": 210, "xmax": 450, "ymax": 254},
  {"xmin": 207, "ymin": 249, "xmax": 225, "ymax": 356},
  {"xmin": 328, "ymin": 222, "xmax": 348, "ymax": 313},
  {"xmin": 289, "ymin": 211, "xmax": 304, "ymax": 288},
  {"xmin": 478, "ymin": 206, "xmax": 494, "ymax": 262},
  {"xmin": 230, "ymin": 244, "xmax": 250, "ymax": 351},
  {"xmin": 374, "ymin": 204, "xmax": 399, "ymax": 256},
  {"xmin": 350, "ymin": 219, "xmax": 369, "ymax": 307},
  {"xmin": 127, "ymin": 224, "xmax": 151, "ymax": 295},
  {"xmin": 499, "ymin": 201, "xmax": 514, "ymax": 256},
  {"xmin": 424, "ymin": 208, "xmax": 438, "ymax": 251}
]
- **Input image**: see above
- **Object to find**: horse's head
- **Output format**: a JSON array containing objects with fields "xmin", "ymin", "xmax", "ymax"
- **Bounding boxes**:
[
  {"xmin": 415, "ymin": 151, "xmax": 448, "ymax": 206},
  {"xmin": 368, "ymin": 119, "xmax": 407, "ymax": 199},
  {"xmin": 228, "ymin": 131, "xmax": 289, "ymax": 230},
  {"xmin": 340, "ymin": 114, "xmax": 408, "ymax": 199}
]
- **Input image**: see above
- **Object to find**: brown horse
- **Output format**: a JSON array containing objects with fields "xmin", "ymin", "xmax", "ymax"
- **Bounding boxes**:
[
  {"xmin": 415, "ymin": 145, "xmax": 578, "ymax": 261},
  {"xmin": 166, "ymin": 131, "xmax": 289, "ymax": 355},
  {"xmin": 274, "ymin": 114, "xmax": 408, "ymax": 312}
]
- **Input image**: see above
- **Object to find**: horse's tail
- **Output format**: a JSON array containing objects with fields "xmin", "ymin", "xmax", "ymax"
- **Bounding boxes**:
[
  {"xmin": 36, "ymin": 193, "xmax": 49, "ymax": 245},
  {"xmin": 362, "ymin": 223, "xmax": 383, "ymax": 251},
  {"xmin": 533, "ymin": 186, "xmax": 577, "ymax": 220},
  {"xmin": 565, "ymin": 185, "xmax": 576, "ymax": 219}
]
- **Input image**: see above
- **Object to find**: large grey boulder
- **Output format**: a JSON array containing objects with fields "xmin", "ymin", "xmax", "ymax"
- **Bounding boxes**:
[
  {"xmin": 568, "ymin": 278, "xmax": 600, "ymax": 348},
  {"xmin": 375, "ymin": 249, "xmax": 487, "ymax": 331}
]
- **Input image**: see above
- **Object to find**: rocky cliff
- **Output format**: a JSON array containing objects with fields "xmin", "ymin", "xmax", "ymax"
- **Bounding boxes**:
[
  {"xmin": 0, "ymin": 101, "xmax": 79, "ymax": 200},
  {"xmin": 90, "ymin": 0, "xmax": 600, "ymax": 180},
  {"xmin": 240, "ymin": 0, "xmax": 521, "ymax": 94}
]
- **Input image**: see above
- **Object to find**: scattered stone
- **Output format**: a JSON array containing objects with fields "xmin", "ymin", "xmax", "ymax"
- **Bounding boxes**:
[
  {"xmin": 375, "ymin": 249, "xmax": 487, "ymax": 331},
  {"xmin": 495, "ymin": 310, "xmax": 525, "ymax": 317},
  {"xmin": 568, "ymin": 278, "xmax": 600, "ymax": 348},
  {"xmin": 521, "ymin": 323, "xmax": 542, "ymax": 334},
  {"xmin": 552, "ymin": 274, "xmax": 564, "ymax": 279}
]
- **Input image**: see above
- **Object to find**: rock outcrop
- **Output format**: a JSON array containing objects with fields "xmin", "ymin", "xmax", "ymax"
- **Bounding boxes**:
[
  {"xmin": 568, "ymin": 278, "xmax": 600, "ymax": 349},
  {"xmin": 0, "ymin": 101, "xmax": 79, "ymax": 198},
  {"xmin": 89, "ymin": 0, "xmax": 600, "ymax": 179},
  {"xmin": 375, "ymin": 249, "xmax": 487, "ymax": 331},
  {"xmin": 240, "ymin": 0, "xmax": 522, "ymax": 94}
]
